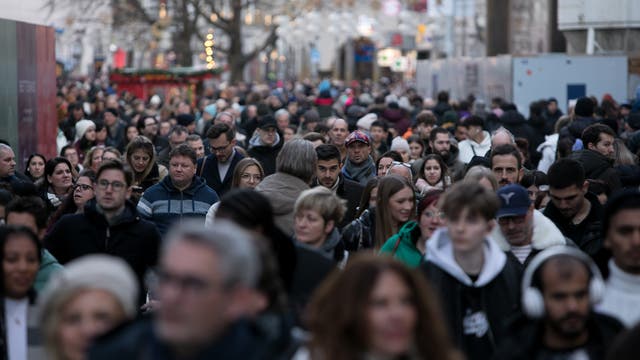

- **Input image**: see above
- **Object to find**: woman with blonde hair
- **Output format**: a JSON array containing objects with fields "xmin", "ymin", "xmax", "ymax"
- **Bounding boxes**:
[
  {"xmin": 293, "ymin": 187, "xmax": 347, "ymax": 265},
  {"xmin": 301, "ymin": 255, "xmax": 457, "ymax": 360},
  {"xmin": 39, "ymin": 254, "xmax": 138, "ymax": 360}
]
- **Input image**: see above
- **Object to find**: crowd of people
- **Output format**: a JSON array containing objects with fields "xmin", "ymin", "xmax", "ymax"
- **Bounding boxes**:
[{"xmin": 1, "ymin": 76, "xmax": 640, "ymax": 359}]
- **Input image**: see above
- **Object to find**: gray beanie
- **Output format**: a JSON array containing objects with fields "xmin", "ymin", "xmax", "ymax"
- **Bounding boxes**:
[{"xmin": 39, "ymin": 255, "xmax": 139, "ymax": 320}]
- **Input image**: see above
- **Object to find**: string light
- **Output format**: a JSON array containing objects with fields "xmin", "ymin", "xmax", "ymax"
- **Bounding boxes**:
[{"xmin": 203, "ymin": 31, "xmax": 216, "ymax": 69}]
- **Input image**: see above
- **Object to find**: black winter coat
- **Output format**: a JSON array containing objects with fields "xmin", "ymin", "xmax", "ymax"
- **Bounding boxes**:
[
  {"xmin": 89, "ymin": 319, "xmax": 288, "ymax": 360},
  {"xmin": 312, "ymin": 175, "xmax": 364, "ymax": 229},
  {"xmin": 492, "ymin": 312, "xmax": 624, "ymax": 360},
  {"xmin": 45, "ymin": 199, "xmax": 160, "ymax": 304},
  {"xmin": 569, "ymin": 149, "xmax": 622, "ymax": 192},
  {"xmin": 543, "ymin": 192, "xmax": 611, "ymax": 276},
  {"xmin": 341, "ymin": 208, "xmax": 376, "ymax": 251}
]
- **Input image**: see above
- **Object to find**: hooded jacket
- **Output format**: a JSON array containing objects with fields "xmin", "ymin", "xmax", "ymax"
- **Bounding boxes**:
[
  {"xmin": 422, "ymin": 228, "xmax": 522, "ymax": 360},
  {"xmin": 379, "ymin": 220, "xmax": 423, "ymax": 268},
  {"xmin": 248, "ymin": 131, "xmax": 283, "ymax": 176},
  {"xmin": 569, "ymin": 149, "xmax": 622, "ymax": 192},
  {"xmin": 137, "ymin": 175, "xmax": 219, "ymax": 236},
  {"xmin": 536, "ymin": 133, "xmax": 558, "ymax": 173},
  {"xmin": 458, "ymin": 131, "xmax": 491, "ymax": 164},
  {"xmin": 491, "ymin": 210, "xmax": 569, "ymax": 270},
  {"xmin": 34, "ymin": 249, "xmax": 64, "ymax": 293},
  {"xmin": 44, "ymin": 199, "xmax": 160, "ymax": 304},
  {"xmin": 256, "ymin": 172, "xmax": 309, "ymax": 237}
]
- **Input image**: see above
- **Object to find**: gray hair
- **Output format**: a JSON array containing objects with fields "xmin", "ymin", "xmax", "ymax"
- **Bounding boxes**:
[
  {"xmin": 491, "ymin": 127, "xmax": 515, "ymax": 144},
  {"xmin": 0, "ymin": 143, "xmax": 12, "ymax": 155},
  {"xmin": 274, "ymin": 108, "xmax": 290, "ymax": 120},
  {"xmin": 464, "ymin": 165, "xmax": 498, "ymax": 191},
  {"xmin": 163, "ymin": 219, "xmax": 260, "ymax": 288},
  {"xmin": 276, "ymin": 138, "xmax": 317, "ymax": 183}
]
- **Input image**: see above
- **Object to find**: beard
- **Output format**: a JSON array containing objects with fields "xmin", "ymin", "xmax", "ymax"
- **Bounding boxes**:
[
  {"xmin": 548, "ymin": 312, "xmax": 589, "ymax": 339},
  {"xmin": 437, "ymin": 149, "xmax": 451, "ymax": 162}
]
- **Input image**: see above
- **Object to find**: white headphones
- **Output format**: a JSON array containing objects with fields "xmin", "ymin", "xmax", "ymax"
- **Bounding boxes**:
[{"xmin": 521, "ymin": 245, "xmax": 605, "ymax": 319}]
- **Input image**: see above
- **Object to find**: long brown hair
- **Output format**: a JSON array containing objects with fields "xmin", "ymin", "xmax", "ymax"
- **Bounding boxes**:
[
  {"xmin": 231, "ymin": 157, "xmax": 265, "ymax": 188},
  {"xmin": 306, "ymin": 255, "xmax": 456, "ymax": 360},
  {"xmin": 125, "ymin": 136, "xmax": 156, "ymax": 185},
  {"xmin": 374, "ymin": 174, "xmax": 415, "ymax": 250}
]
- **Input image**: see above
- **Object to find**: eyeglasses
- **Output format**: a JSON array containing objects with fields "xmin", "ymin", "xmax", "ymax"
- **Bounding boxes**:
[
  {"xmin": 498, "ymin": 216, "xmax": 527, "ymax": 226},
  {"xmin": 73, "ymin": 183, "xmax": 93, "ymax": 192},
  {"xmin": 240, "ymin": 173, "xmax": 262, "ymax": 181},
  {"xmin": 156, "ymin": 269, "xmax": 217, "ymax": 294},
  {"xmin": 210, "ymin": 143, "xmax": 231, "ymax": 153},
  {"xmin": 96, "ymin": 179, "xmax": 126, "ymax": 191},
  {"xmin": 423, "ymin": 210, "xmax": 446, "ymax": 219}
]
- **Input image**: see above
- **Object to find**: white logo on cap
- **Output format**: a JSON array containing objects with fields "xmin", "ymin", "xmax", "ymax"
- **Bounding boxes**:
[{"xmin": 500, "ymin": 192, "xmax": 515, "ymax": 205}]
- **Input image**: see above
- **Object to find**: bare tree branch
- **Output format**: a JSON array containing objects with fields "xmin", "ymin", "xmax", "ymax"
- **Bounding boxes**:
[{"xmin": 240, "ymin": 25, "xmax": 277, "ymax": 66}]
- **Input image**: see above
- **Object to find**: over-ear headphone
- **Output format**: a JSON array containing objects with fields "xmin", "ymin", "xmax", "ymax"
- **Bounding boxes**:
[{"xmin": 521, "ymin": 246, "xmax": 605, "ymax": 319}]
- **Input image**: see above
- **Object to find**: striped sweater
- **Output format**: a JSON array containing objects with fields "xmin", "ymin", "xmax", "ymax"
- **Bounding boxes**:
[{"xmin": 137, "ymin": 175, "xmax": 219, "ymax": 235}]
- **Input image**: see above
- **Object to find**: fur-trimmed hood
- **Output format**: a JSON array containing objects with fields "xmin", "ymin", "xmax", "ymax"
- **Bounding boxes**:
[{"xmin": 491, "ymin": 210, "xmax": 566, "ymax": 251}]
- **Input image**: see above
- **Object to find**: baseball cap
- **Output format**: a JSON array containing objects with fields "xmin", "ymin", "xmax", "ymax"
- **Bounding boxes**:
[
  {"xmin": 345, "ymin": 130, "xmax": 370, "ymax": 147},
  {"xmin": 496, "ymin": 184, "xmax": 531, "ymax": 218},
  {"xmin": 258, "ymin": 115, "xmax": 278, "ymax": 130}
]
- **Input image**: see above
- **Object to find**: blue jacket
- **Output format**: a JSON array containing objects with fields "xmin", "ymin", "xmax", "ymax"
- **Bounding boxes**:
[{"xmin": 137, "ymin": 175, "xmax": 219, "ymax": 235}]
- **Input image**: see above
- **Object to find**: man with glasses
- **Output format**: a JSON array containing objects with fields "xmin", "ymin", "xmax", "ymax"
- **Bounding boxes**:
[
  {"xmin": 90, "ymin": 221, "xmax": 279, "ymax": 359},
  {"xmin": 491, "ymin": 184, "xmax": 569, "ymax": 270},
  {"xmin": 138, "ymin": 145, "xmax": 219, "ymax": 236},
  {"xmin": 197, "ymin": 123, "xmax": 244, "ymax": 197},
  {"xmin": 45, "ymin": 160, "xmax": 161, "ymax": 305}
]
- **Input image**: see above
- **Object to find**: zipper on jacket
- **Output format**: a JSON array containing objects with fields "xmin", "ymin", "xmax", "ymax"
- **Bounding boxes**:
[{"xmin": 105, "ymin": 227, "xmax": 111, "ymax": 250}]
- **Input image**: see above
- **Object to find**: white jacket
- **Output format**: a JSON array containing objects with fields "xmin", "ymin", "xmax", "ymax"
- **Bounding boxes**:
[
  {"xmin": 457, "ymin": 131, "xmax": 491, "ymax": 164},
  {"xmin": 491, "ymin": 210, "xmax": 567, "ymax": 252},
  {"xmin": 536, "ymin": 133, "xmax": 558, "ymax": 173}
]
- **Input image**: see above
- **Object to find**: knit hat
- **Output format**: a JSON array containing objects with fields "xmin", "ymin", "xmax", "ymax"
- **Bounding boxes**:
[
  {"xmin": 574, "ymin": 97, "xmax": 594, "ymax": 118},
  {"xmin": 150, "ymin": 94, "xmax": 162, "ymax": 106},
  {"xmin": 356, "ymin": 114, "xmax": 377, "ymax": 131},
  {"xmin": 38, "ymin": 255, "xmax": 139, "ymax": 320},
  {"xmin": 390, "ymin": 136, "xmax": 410, "ymax": 154},
  {"xmin": 74, "ymin": 119, "xmax": 95, "ymax": 142}
]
